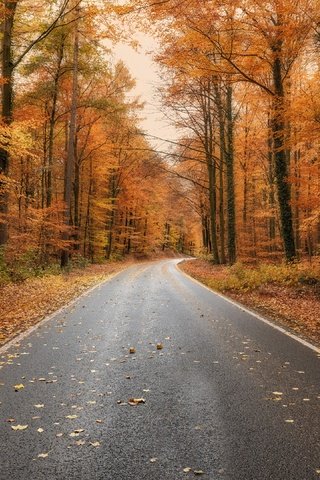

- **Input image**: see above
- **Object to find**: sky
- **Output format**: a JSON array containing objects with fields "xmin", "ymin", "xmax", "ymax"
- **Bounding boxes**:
[{"xmin": 112, "ymin": 33, "xmax": 178, "ymax": 150}]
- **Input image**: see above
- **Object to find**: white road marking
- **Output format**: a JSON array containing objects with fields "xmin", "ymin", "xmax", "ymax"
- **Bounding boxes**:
[{"xmin": 177, "ymin": 261, "xmax": 320, "ymax": 355}]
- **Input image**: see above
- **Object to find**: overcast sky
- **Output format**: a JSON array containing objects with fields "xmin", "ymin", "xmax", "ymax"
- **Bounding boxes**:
[{"xmin": 113, "ymin": 33, "xmax": 178, "ymax": 150}]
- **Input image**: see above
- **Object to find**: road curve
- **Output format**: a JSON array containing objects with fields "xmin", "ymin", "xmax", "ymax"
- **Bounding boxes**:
[{"xmin": 0, "ymin": 259, "xmax": 319, "ymax": 479}]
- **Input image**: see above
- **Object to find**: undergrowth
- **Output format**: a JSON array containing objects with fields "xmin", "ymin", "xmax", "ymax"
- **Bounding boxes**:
[{"xmin": 191, "ymin": 260, "xmax": 320, "ymax": 293}]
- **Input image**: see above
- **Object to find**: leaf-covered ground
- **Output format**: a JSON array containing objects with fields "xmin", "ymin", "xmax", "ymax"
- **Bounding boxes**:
[
  {"xmin": 0, "ymin": 261, "xmax": 133, "ymax": 347},
  {"xmin": 180, "ymin": 259, "xmax": 320, "ymax": 347}
]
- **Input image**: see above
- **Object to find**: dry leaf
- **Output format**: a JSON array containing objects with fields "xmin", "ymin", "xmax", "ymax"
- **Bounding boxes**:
[
  {"xmin": 37, "ymin": 428, "xmax": 44, "ymax": 433},
  {"xmin": 129, "ymin": 347, "xmax": 136, "ymax": 354},
  {"xmin": 66, "ymin": 415, "xmax": 78, "ymax": 419},
  {"xmin": 156, "ymin": 343, "xmax": 163, "ymax": 350},
  {"xmin": 183, "ymin": 467, "xmax": 192, "ymax": 473},
  {"xmin": 150, "ymin": 458, "xmax": 157, "ymax": 463},
  {"xmin": 34, "ymin": 404, "xmax": 44, "ymax": 408},
  {"xmin": 70, "ymin": 429, "xmax": 84, "ymax": 437},
  {"xmin": 75, "ymin": 440, "xmax": 86, "ymax": 446},
  {"xmin": 11, "ymin": 425, "xmax": 28, "ymax": 431},
  {"xmin": 128, "ymin": 398, "xmax": 145, "ymax": 406},
  {"xmin": 14, "ymin": 384, "xmax": 24, "ymax": 391},
  {"xmin": 89, "ymin": 441, "xmax": 100, "ymax": 447},
  {"xmin": 194, "ymin": 471, "xmax": 205, "ymax": 475},
  {"xmin": 38, "ymin": 453, "xmax": 48, "ymax": 458}
]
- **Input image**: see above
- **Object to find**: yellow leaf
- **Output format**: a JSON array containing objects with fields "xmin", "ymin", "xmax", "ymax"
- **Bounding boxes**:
[
  {"xmin": 70, "ymin": 429, "xmax": 84, "ymax": 437},
  {"xmin": 14, "ymin": 384, "xmax": 24, "ymax": 391},
  {"xmin": 11, "ymin": 425, "xmax": 28, "ymax": 431},
  {"xmin": 75, "ymin": 440, "xmax": 86, "ymax": 446}
]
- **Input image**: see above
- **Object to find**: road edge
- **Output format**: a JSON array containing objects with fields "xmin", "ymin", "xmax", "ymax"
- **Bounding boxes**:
[
  {"xmin": 0, "ymin": 266, "xmax": 131, "ymax": 355},
  {"xmin": 176, "ymin": 260, "xmax": 320, "ymax": 354}
]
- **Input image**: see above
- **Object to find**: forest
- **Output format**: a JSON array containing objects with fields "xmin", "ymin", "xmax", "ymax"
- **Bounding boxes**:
[{"xmin": 1, "ymin": 0, "xmax": 320, "ymax": 281}]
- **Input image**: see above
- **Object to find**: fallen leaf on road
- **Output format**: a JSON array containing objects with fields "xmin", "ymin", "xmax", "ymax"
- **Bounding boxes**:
[
  {"xmin": 89, "ymin": 441, "xmax": 100, "ymax": 447},
  {"xmin": 285, "ymin": 419, "xmax": 294, "ymax": 423},
  {"xmin": 37, "ymin": 428, "xmax": 44, "ymax": 433},
  {"xmin": 96, "ymin": 419, "xmax": 103, "ymax": 424},
  {"xmin": 70, "ymin": 429, "xmax": 84, "ymax": 437},
  {"xmin": 128, "ymin": 398, "xmax": 145, "ymax": 406},
  {"xmin": 11, "ymin": 425, "xmax": 28, "ymax": 431},
  {"xmin": 14, "ymin": 384, "xmax": 24, "ymax": 391},
  {"xmin": 156, "ymin": 343, "xmax": 163, "ymax": 350},
  {"xmin": 129, "ymin": 347, "xmax": 136, "ymax": 354},
  {"xmin": 38, "ymin": 453, "xmax": 48, "ymax": 458},
  {"xmin": 150, "ymin": 458, "xmax": 157, "ymax": 463},
  {"xmin": 194, "ymin": 470, "xmax": 205, "ymax": 475},
  {"xmin": 75, "ymin": 440, "xmax": 86, "ymax": 446},
  {"xmin": 66, "ymin": 415, "xmax": 78, "ymax": 419},
  {"xmin": 34, "ymin": 404, "xmax": 44, "ymax": 408},
  {"xmin": 183, "ymin": 467, "xmax": 192, "ymax": 473},
  {"xmin": 272, "ymin": 392, "xmax": 283, "ymax": 396},
  {"xmin": 6, "ymin": 418, "xmax": 16, "ymax": 423}
]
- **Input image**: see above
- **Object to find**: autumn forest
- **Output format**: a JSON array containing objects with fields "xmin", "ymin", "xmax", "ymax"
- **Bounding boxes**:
[
  {"xmin": 1, "ymin": 2, "xmax": 320, "ymax": 477},
  {"xmin": 1, "ymin": 0, "xmax": 320, "ymax": 278}
]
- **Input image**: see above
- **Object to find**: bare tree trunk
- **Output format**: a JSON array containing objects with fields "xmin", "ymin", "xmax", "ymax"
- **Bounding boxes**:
[
  {"xmin": 61, "ymin": 8, "xmax": 79, "ymax": 268},
  {"xmin": 47, "ymin": 35, "xmax": 66, "ymax": 207},
  {"xmin": 226, "ymin": 85, "xmax": 236, "ymax": 264},
  {"xmin": 213, "ymin": 81, "xmax": 226, "ymax": 264},
  {"xmin": 0, "ymin": 1, "xmax": 17, "ymax": 245},
  {"xmin": 271, "ymin": 43, "xmax": 296, "ymax": 261},
  {"xmin": 203, "ymin": 81, "xmax": 220, "ymax": 264}
]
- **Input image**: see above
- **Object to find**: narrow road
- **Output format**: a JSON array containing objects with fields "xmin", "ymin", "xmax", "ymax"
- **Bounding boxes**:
[{"xmin": 0, "ymin": 259, "xmax": 319, "ymax": 480}]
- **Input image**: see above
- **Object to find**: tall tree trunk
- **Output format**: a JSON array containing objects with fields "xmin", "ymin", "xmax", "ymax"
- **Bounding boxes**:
[
  {"xmin": 226, "ymin": 85, "xmax": 236, "ymax": 264},
  {"xmin": 203, "ymin": 81, "xmax": 220, "ymax": 264},
  {"xmin": 47, "ymin": 36, "xmax": 65, "ymax": 207},
  {"xmin": 271, "ymin": 46, "xmax": 296, "ymax": 261},
  {"xmin": 213, "ymin": 81, "xmax": 226, "ymax": 264},
  {"xmin": 105, "ymin": 172, "xmax": 117, "ymax": 260},
  {"xmin": 267, "ymin": 115, "xmax": 276, "ymax": 251},
  {"xmin": 0, "ymin": 1, "xmax": 17, "ymax": 245},
  {"xmin": 61, "ymin": 9, "xmax": 79, "ymax": 268}
]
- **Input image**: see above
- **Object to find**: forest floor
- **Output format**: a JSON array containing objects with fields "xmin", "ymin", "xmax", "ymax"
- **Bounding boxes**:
[{"xmin": 180, "ymin": 258, "xmax": 320, "ymax": 348}]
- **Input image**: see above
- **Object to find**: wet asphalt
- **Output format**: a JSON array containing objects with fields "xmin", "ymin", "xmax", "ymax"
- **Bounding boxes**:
[{"xmin": 0, "ymin": 259, "xmax": 319, "ymax": 480}]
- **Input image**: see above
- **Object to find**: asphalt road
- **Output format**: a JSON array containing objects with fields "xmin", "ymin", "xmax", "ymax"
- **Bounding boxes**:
[{"xmin": 0, "ymin": 259, "xmax": 319, "ymax": 480}]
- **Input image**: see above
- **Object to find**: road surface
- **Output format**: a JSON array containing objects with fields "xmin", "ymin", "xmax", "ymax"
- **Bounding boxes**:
[{"xmin": 0, "ymin": 259, "xmax": 319, "ymax": 479}]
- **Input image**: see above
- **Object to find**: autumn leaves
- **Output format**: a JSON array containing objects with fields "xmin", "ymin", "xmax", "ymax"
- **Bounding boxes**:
[
  {"xmin": 0, "ymin": 0, "xmax": 198, "ymax": 273},
  {"xmin": 132, "ymin": 0, "xmax": 320, "ymax": 262}
]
